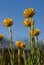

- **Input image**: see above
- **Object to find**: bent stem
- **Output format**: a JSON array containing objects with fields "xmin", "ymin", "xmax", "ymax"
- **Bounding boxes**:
[
  {"xmin": 8, "ymin": 27, "xmax": 12, "ymax": 49},
  {"xmin": 27, "ymin": 51, "xmax": 33, "ymax": 65},
  {"xmin": 8, "ymin": 49, "xmax": 13, "ymax": 65},
  {"xmin": 23, "ymin": 50, "xmax": 27, "ymax": 65},
  {"xmin": 8, "ymin": 27, "xmax": 14, "ymax": 65}
]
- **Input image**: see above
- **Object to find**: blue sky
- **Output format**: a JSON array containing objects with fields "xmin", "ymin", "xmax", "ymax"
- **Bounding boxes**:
[{"xmin": 0, "ymin": 0, "xmax": 44, "ymax": 42}]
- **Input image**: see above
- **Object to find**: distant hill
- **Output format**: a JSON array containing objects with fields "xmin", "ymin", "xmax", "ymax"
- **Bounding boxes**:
[
  {"xmin": 23, "ymin": 38, "xmax": 44, "ymax": 50},
  {"xmin": 0, "ymin": 38, "xmax": 44, "ymax": 50},
  {"xmin": 1, "ymin": 38, "xmax": 14, "ymax": 48}
]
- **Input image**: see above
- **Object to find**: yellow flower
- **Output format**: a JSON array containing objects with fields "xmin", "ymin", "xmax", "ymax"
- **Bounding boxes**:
[
  {"xmin": 23, "ymin": 8, "xmax": 35, "ymax": 18},
  {"xmin": 16, "ymin": 41, "xmax": 26, "ymax": 49},
  {"xmin": 24, "ymin": 18, "xmax": 34, "ymax": 27},
  {"xmin": 0, "ymin": 34, "xmax": 4, "ymax": 40},
  {"xmin": 34, "ymin": 29, "xmax": 40, "ymax": 36},
  {"xmin": 30, "ymin": 29, "xmax": 40, "ymax": 36},
  {"xmin": 3, "ymin": 18, "xmax": 13, "ymax": 27},
  {"xmin": 16, "ymin": 41, "xmax": 22, "ymax": 48},
  {"xmin": 21, "ymin": 42, "xmax": 26, "ymax": 49}
]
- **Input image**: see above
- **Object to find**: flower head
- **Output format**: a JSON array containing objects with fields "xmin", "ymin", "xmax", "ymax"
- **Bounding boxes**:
[
  {"xmin": 21, "ymin": 42, "xmax": 26, "ymax": 49},
  {"xmin": 3, "ymin": 18, "xmax": 13, "ymax": 27},
  {"xmin": 23, "ymin": 8, "xmax": 35, "ymax": 18},
  {"xmin": 16, "ymin": 41, "xmax": 26, "ymax": 49},
  {"xmin": 30, "ymin": 29, "xmax": 40, "ymax": 36},
  {"xmin": 16, "ymin": 41, "xmax": 22, "ymax": 48},
  {"xmin": 0, "ymin": 34, "xmax": 4, "ymax": 40},
  {"xmin": 24, "ymin": 18, "xmax": 34, "ymax": 27},
  {"xmin": 34, "ymin": 29, "xmax": 40, "ymax": 36}
]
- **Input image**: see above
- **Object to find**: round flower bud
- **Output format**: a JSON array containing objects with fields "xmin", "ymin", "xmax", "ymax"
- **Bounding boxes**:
[
  {"xmin": 0, "ymin": 34, "xmax": 4, "ymax": 40},
  {"xmin": 3, "ymin": 18, "xmax": 13, "ymax": 27},
  {"xmin": 16, "ymin": 41, "xmax": 22, "ymax": 48},
  {"xmin": 23, "ymin": 8, "xmax": 35, "ymax": 18},
  {"xmin": 21, "ymin": 43, "xmax": 26, "ymax": 49},
  {"xmin": 30, "ymin": 29, "xmax": 40, "ymax": 36},
  {"xmin": 34, "ymin": 29, "xmax": 40, "ymax": 36},
  {"xmin": 24, "ymin": 18, "xmax": 33, "ymax": 27}
]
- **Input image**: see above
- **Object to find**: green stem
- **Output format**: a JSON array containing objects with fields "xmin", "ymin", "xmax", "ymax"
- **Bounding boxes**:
[
  {"xmin": 23, "ymin": 50, "xmax": 27, "ymax": 65},
  {"xmin": 8, "ymin": 48, "xmax": 14, "ymax": 65},
  {"xmin": 0, "ymin": 41, "xmax": 4, "ymax": 65},
  {"xmin": 28, "ymin": 27, "xmax": 31, "ymax": 49},
  {"xmin": 29, "ymin": 18, "xmax": 35, "ymax": 65},
  {"xmin": 8, "ymin": 27, "xmax": 14, "ymax": 65},
  {"xmin": 31, "ymin": 18, "xmax": 34, "ymax": 53},
  {"xmin": 0, "ymin": 41, "xmax": 2, "ymax": 49},
  {"xmin": 8, "ymin": 27, "xmax": 12, "ymax": 48},
  {"xmin": 28, "ymin": 18, "xmax": 35, "ymax": 65},
  {"xmin": 18, "ymin": 48, "xmax": 21, "ymax": 65},
  {"xmin": 34, "ymin": 36, "xmax": 40, "ymax": 65},
  {"xmin": 27, "ymin": 51, "xmax": 33, "ymax": 65},
  {"xmin": 36, "ymin": 36, "xmax": 39, "ymax": 48}
]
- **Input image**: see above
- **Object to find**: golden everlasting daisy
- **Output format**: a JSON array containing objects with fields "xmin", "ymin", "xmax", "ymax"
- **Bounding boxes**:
[
  {"xmin": 30, "ymin": 29, "xmax": 40, "ymax": 36},
  {"xmin": 16, "ymin": 41, "xmax": 22, "ymax": 48},
  {"xmin": 24, "ymin": 18, "xmax": 34, "ymax": 27},
  {"xmin": 3, "ymin": 18, "xmax": 13, "ymax": 27},
  {"xmin": 21, "ymin": 42, "xmax": 26, "ymax": 49},
  {"xmin": 0, "ymin": 34, "xmax": 4, "ymax": 40},
  {"xmin": 23, "ymin": 8, "xmax": 35, "ymax": 18},
  {"xmin": 34, "ymin": 29, "xmax": 40, "ymax": 36}
]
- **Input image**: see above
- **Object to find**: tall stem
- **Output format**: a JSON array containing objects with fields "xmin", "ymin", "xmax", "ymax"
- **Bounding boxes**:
[
  {"xmin": 28, "ymin": 27, "xmax": 31, "ymax": 49},
  {"xmin": 27, "ymin": 51, "xmax": 33, "ymax": 65},
  {"xmin": 8, "ymin": 27, "xmax": 12, "ymax": 48},
  {"xmin": 0, "ymin": 41, "xmax": 3, "ymax": 65},
  {"xmin": 36, "ymin": 36, "xmax": 38, "ymax": 48},
  {"xmin": 23, "ymin": 50, "xmax": 27, "ymax": 65},
  {"xmin": 31, "ymin": 18, "xmax": 34, "ymax": 53},
  {"xmin": 18, "ymin": 48, "xmax": 20, "ymax": 65},
  {"xmin": 34, "ymin": 36, "xmax": 40, "ymax": 65},
  {"xmin": 8, "ymin": 27, "xmax": 14, "ymax": 65},
  {"xmin": 0, "ymin": 41, "xmax": 2, "ymax": 49},
  {"xmin": 28, "ymin": 18, "xmax": 34, "ymax": 65},
  {"xmin": 30, "ymin": 18, "xmax": 35, "ymax": 65}
]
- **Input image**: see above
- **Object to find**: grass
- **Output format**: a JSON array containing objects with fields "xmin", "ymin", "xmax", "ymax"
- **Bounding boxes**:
[{"xmin": 0, "ymin": 47, "xmax": 44, "ymax": 65}]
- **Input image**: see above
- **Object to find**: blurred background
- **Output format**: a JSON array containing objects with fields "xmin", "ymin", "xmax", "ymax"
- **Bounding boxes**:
[{"xmin": 0, "ymin": 0, "xmax": 44, "ymax": 49}]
